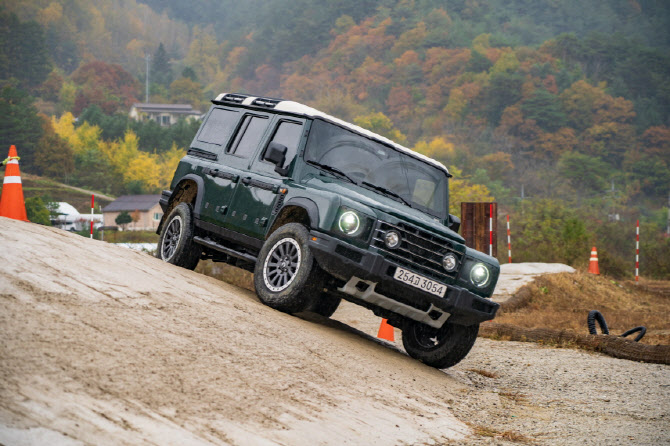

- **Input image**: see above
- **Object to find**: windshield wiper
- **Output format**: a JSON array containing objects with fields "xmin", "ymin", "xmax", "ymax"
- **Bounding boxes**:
[
  {"xmin": 361, "ymin": 181, "xmax": 412, "ymax": 208},
  {"xmin": 306, "ymin": 160, "xmax": 357, "ymax": 184}
]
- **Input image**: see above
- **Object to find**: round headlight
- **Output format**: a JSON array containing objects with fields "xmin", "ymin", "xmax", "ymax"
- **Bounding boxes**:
[
  {"xmin": 384, "ymin": 230, "xmax": 400, "ymax": 249},
  {"xmin": 442, "ymin": 253, "xmax": 458, "ymax": 272},
  {"xmin": 470, "ymin": 263, "xmax": 490, "ymax": 288},
  {"xmin": 338, "ymin": 211, "xmax": 360, "ymax": 235}
]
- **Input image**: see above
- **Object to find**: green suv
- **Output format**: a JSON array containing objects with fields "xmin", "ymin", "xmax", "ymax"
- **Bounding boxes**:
[{"xmin": 157, "ymin": 93, "xmax": 499, "ymax": 368}]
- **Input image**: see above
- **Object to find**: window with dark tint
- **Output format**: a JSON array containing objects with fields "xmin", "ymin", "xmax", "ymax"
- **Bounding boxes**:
[
  {"xmin": 264, "ymin": 121, "xmax": 303, "ymax": 167},
  {"xmin": 197, "ymin": 108, "xmax": 240, "ymax": 145},
  {"xmin": 304, "ymin": 119, "xmax": 449, "ymax": 219},
  {"xmin": 228, "ymin": 115, "xmax": 269, "ymax": 158}
]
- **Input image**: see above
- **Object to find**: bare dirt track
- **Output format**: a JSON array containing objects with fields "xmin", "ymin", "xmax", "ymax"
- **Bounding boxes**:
[{"xmin": 1, "ymin": 217, "xmax": 668, "ymax": 445}]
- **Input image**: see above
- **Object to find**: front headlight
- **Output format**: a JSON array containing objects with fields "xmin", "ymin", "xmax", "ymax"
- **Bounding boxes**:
[
  {"xmin": 338, "ymin": 211, "xmax": 360, "ymax": 235},
  {"xmin": 470, "ymin": 262, "xmax": 490, "ymax": 288}
]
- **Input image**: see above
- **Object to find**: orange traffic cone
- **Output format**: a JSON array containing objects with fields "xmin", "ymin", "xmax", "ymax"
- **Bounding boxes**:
[
  {"xmin": 0, "ymin": 145, "xmax": 28, "ymax": 222},
  {"xmin": 588, "ymin": 246, "xmax": 600, "ymax": 275},
  {"xmin": 377, "ymin": 318, "xmax": 395, "ymax": 342}
]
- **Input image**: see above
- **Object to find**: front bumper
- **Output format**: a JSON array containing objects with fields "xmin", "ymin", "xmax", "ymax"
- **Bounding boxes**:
[{"xmin": 308, "ymin": 231, "xmax": 499, "ymax": 327}]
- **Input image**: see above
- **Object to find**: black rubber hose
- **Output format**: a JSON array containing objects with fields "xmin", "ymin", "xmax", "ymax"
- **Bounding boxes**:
[
  {"xmin": 620, "ymin": 326, "xmax": 647, "ymax": 342},
  {"xmin": 587, "ymin": 310, "xmax": 610, "ymax": 335}
]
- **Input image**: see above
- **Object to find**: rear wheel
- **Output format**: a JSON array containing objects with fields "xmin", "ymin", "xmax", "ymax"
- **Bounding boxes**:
[
  {"xmin": 402, "ymin": 320, "xmax": 479, "ymax": 369},
  {"xmin": 156, "ymin": 202, "xmax": 201, "ymax": 270},
  {"xmin": 253, "ymin": 223, "xmax": 320, "ymax": 313}
]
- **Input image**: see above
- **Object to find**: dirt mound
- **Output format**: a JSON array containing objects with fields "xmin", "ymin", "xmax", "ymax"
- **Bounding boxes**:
[
  {"xmin": 1, "ymin": 217, "xmax": 668, "ymax": 445},
  {"xmin": 0, "ymin": 217, "xmax": 468, "ymax": 445}
]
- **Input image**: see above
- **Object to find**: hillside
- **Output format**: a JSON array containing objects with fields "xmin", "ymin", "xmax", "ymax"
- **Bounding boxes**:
[
  {"xmin": 2, "ymin": 0, "xmax": 669, "ymax": 279},
  {"xmin": 1, "ymin": 217, "xmax": 669, "ymax": 445}
]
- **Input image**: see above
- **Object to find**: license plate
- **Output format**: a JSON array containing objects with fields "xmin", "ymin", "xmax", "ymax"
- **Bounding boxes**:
[{"xmin": 393, "ymin": 267, "xmax": 447, "ymax": 297}]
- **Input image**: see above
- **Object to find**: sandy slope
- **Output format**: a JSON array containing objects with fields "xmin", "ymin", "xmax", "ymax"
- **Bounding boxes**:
[{"xmin": 1, "ymin": 217, "xmax": 668, "ymax": 445}]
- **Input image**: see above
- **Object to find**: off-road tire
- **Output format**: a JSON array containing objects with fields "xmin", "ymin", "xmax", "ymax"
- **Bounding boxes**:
[
  {"xmin": 402, "ymin": 320, "xmax": 479, "ymax": 369},
  {"xmin": 308, "ymin": 291, "xmax": 342, "ymax": 318},
  {"xmin": 156, "ymin": 202, "xmax": 201, "ymax": 270},
  {"xmin": 254, "ymin": 223, "xmax": 320, "ymax": 313}
]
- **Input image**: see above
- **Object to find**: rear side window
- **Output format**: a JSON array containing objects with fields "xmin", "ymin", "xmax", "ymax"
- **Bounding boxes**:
[
  {"xmin": 266, "ymin": 121, "xmax": 302, "ymax": 164},
  {"xmin": 197, "ymin": 108, "xmax": 240, "ymax": 145},
  {"xmin": 227, "ymin": 115, "xmax": 269, "ymax": 158}
]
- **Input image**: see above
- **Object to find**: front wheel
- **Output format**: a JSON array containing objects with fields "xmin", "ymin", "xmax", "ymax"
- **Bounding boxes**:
[
  {"xmin": 156, "ymin": 202, "xmax": 201, "ymax": 270},
  {"xmin": 253, "ymin": 223, "xmax": 321, "ymax": 313},
  {"xmin": 402, "ymin": 320, "xmax": 479, "ymax": 369}
]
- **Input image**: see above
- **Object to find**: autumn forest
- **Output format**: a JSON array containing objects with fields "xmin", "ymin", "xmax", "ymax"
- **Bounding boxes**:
[{"xmin": 1, "ymin": 0, "xmax": 669, "ymax": 277}]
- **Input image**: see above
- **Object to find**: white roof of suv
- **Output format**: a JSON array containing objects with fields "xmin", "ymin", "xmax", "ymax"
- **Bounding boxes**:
[{"xmin": 213, "ymin": 93, "xmax": 450, "ymax": 176}]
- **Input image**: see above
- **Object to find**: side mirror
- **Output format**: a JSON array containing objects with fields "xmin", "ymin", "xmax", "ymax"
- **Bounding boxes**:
[
  {"xmin": 264, "ymin": 142, "xmax": 288, "ymax": 175},
  {"xmin": 447, "ymin": 214, "xmax": 460, "ymax": 233}
]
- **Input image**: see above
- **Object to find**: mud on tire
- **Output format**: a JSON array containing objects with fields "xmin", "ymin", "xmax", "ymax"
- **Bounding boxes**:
[
  {"xmin": 156, "ymin": 202, "xmax": 201, "ymax": 270},
  {"xmin": 402, "ymin": 320, "xmax": 479, "ymax": 369},
  {"xmin": 254, "ymin": 223, "xmax": 321, "ymax": 314},
  {"xmin": 307, "ymin": 291, "xmax": 342, "ymax": 318}
]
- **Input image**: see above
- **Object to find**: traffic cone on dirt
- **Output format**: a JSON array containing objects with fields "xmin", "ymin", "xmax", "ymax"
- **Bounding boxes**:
[
  {"xmin": 588, "ymin": 246, "xmax": 600, "ymax": 275},
  {"xmin": 377, "ymin": 318, "xmax": 395, "ymax": 342},
  {"xmin": 0, "ymin": 145, "xmax": 28, "ymax": 222}
]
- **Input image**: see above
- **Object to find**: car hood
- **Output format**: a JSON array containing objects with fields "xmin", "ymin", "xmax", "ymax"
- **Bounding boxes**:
[{"xmin": 302, "ymin": 176, "xmax": 465, "ymax": 244}]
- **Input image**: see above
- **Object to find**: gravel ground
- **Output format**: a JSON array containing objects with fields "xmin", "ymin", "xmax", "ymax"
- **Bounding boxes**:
[
  {"xmin": 332, "ymin": 301, "xmax": 670, "ymax": 445},
  {"xmin": 1, "ymin": 217, "xmax": 668, "ymax": 445}
]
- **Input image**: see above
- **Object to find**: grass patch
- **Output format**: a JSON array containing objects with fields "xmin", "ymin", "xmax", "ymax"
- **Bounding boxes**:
[
  {"xmin": 499, "ymin": 391, "xmax": 527, "ymax": 404},
  {"xmin": 196, "ymin": 260, "xmax": 255, "ymax": 292},
  {"xmin": 468, "ymin": 423, "xmax": 532, "ymax": 443},
  {"xmin": 497, "ymin": 271, "xmax": 670, "ymax": 345},
  {"xmin": 467, "ymin": 368, "xmax": 499, "ymax": 379},
  {"xmin": 103, "ymin": 230, "xmax": 159, "ymax": 244},
  {"xmin": 2, "ymin": 173, "xmax": 114, "ymax": 213}
]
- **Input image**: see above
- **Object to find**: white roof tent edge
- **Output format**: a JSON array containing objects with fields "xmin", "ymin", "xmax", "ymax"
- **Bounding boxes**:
[{"xmin": 213, "ymin": 93, "xmax": 450, "ymax": 177}]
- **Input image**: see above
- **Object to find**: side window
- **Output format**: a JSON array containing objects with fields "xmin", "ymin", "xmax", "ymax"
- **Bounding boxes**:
[
  {"xmin": 227, "ymin": 115, "xmax": 269, "ymax": 159},
  {"xmin": 197, "ymin": 108, "xmax": 240, "ymax": 146},
  {"xmin": 258, "ymin": 120, "xmax": 303, "ymax": 174}
]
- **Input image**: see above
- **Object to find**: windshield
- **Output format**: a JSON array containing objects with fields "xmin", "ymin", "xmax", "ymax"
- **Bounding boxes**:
[{"xmin": 304, "ymin": 119, "xmax": 449, "ymax": 219}]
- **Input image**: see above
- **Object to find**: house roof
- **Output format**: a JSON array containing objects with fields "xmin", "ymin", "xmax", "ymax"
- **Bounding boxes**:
[
  {"xmin": 131, "ymin": 103, "xmax": 201, "ymax": 114},
  {"xmin": 102, "ymin": 195, "xmax": 161, "ymax": 213}
]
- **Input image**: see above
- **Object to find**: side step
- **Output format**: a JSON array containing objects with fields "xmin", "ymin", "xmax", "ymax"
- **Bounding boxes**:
[
  {"xmin": 337, "ymin": 277, "xmax": 450, "ymax": 329},
  {"xmin": 193, "ymin": 236, "xmax": 257, "ymax": 264}
]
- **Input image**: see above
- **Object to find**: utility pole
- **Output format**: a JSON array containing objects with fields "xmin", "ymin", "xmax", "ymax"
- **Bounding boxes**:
[{"xmin": 145, "ymin": 54, "xmax": 151, "ymax": 103}]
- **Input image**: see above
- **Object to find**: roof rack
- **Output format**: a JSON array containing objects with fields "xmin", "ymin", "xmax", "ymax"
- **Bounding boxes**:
[
  {"xmin": 221, "ymin": 93, "xmax": 249, "ymax": 104},
  {"xmin": 251, "ymin": 97, "xmax": 282, "ymax": 108}
]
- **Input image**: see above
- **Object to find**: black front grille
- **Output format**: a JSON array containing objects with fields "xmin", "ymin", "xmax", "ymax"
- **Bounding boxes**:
[{"xmin": 372, "ymin": 221, "xmax": 462, "ymax": 281}]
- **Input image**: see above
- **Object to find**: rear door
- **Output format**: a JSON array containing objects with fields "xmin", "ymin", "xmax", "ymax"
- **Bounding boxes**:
[
  {"xmin": 225, "ymin": 117, "xmax": 306, "ymax": 239},
  {"xmin": 201, "ymin": 110, "xmax": 278, "ymax": 230},
  {"xmin": 192, "ymin": 106, "xmax": 246, "ymax": 225}
]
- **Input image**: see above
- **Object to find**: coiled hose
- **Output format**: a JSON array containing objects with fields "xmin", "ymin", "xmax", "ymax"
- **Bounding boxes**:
[{"xmin": 587, "ymin": 310, "xmax": 646, "ymax": 342}]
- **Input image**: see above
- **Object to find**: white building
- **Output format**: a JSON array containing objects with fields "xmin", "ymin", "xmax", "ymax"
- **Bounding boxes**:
[
  {"xmin": 129, "ymin": 103, "xmax": 202, "ymax": 127},
  {"xmin": 51, "ymin": 202, "xmax": 102, "ymax": 231}
]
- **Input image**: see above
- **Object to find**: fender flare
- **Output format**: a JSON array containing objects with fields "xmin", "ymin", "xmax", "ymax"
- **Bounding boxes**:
[
  {"xmin": 282, "ymin": 197, "xmax": 320, "ymax": 228},
  {"xmin": 157, "ymin": 174, "xmax": 205, "ymax": 234},
  {"xmin": 172, "ymin": 174, "xmax": 206, "ymax": 218}
]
